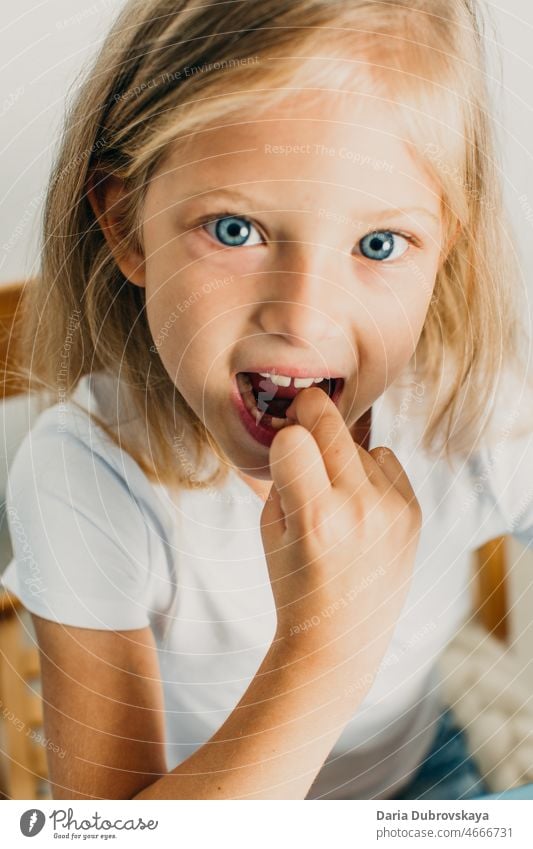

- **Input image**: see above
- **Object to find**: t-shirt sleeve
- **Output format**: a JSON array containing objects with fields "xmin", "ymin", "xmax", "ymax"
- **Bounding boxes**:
[
  {"xmin": 474, "ymin": 427, "xmax": 533, "ymax": 550},
  {"xmin": 468, "ymin": 364, "xmax": 533, "ymax": 550},
  {"xmin": 1, "ymin": 425, "xmax": 152, "ymax": 630}
]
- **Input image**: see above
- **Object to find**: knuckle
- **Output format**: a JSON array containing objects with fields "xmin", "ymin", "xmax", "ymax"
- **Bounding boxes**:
[
  {"xmin": 299, "ymin": 493, "xmax": 327, "ymax": 532},
  {"xmin": 294, "ymin": 496, "xmax": 336, "ymax": 548},
  {"xmin": 369, "ymin": 445, "xmax": 394, "ymax": 466},
  {"xmin": 347, "ymin": 481, "xmax": 378, "ymax": 515}
]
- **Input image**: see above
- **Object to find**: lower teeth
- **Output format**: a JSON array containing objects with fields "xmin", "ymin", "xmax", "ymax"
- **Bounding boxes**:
[{"xmin": 265, "ymin": 413, "xmax": 289, "ymax": 430}]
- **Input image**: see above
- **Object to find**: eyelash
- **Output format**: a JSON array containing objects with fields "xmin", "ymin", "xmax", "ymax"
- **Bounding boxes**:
[
  {"xmin": 194, "ymin": 210, "xmax": 420, "ymax": 259},
  {"xmin": 195, "ymin": 210, "xmax": 267, "ymax": 241}
]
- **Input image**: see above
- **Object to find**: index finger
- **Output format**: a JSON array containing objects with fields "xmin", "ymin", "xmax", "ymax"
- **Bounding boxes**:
[
  {"xmin": 269, "ymin": 422, "xmax": 331, "ymax": 522},
  {"xmin": 284, "ymin": 386, "xmax": 371, "ymax": 488}
]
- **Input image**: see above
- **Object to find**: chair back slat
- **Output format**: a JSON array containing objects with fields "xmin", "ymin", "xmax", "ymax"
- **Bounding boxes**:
[
  {"xmin": 0, "ymin": 589, "xmax": 50, "ymax": 798},
  {"xmin": 473, "ymin": 537, "xmax": 509, "ymax": 641},
  {"xmin": 0, "ymin": 281, "xmax": 26, "ymax": 399}
]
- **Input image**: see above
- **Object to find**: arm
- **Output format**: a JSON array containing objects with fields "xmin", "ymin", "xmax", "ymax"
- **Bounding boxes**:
[
  {"xmin": 135, "ymin": 632, "xmax": 364, "ymax": 800},
  {"xmin": 32, "ymin": 614, "xmax": 365, "ymax": 800}
]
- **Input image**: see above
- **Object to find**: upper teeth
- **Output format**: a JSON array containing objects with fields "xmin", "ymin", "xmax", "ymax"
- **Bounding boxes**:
[{"xmin": 258, "ymin": 372, "xmax": 327, "ymax": 389}]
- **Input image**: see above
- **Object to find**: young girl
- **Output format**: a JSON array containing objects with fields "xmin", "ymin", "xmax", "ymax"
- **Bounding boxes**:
[{"xmin": 3, "ymin": 0, "xmax": 533, "ymax": 800}]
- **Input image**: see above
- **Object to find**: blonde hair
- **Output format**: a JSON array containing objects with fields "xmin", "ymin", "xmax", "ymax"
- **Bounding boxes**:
[{"xmin": 19, "ymin": 0, "xmax": 532, "ymax": 487}]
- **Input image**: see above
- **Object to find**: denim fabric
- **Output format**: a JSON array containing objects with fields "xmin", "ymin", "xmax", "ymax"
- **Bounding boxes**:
[
  {"xmin": 393, "ymin": 708, "xmax": 491, "ymax": 800},
  {"xmin": 473, "ymin": 783, "xmax": 533, "ymax": 800}
]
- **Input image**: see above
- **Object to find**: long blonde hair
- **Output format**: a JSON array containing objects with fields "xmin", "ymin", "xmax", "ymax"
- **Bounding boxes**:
[{"xmin": 19, "ymin": 0, "xmax": 532, "ymax": 487}]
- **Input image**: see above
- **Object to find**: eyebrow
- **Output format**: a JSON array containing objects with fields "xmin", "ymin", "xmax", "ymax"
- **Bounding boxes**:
[
  {"xmin": 360, "ymin": 206, "xmax": 440, "ymax": 225},
  {"xmin": 189, "ymin": 186, "xmax": 440, "ymax": 226}
]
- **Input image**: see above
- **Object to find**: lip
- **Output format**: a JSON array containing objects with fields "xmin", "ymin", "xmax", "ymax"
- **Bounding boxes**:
[
  {"xmin": 230, "ymin": 373, "xmax": 345, "ymax": 449},
  {"xmin": 235, "ymin": 366, "xmax": 344, "ymax": 379}
]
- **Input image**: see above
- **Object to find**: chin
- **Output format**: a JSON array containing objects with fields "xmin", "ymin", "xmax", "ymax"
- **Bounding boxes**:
[
  {"xmin": 232, "ymin": 456, "xmax": 273, "ymax": 480},
  {"xmin": 208, "ymin": 432, "xmax": 271, "ymax": 478}
]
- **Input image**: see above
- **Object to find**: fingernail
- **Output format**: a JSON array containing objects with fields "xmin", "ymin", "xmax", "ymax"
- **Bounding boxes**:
[{"xmin": 285, "ymin": 399, "xmax": 297, "ymax": 420}]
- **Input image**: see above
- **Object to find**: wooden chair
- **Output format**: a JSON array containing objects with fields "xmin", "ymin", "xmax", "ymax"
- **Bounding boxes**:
[
  {"xmin": 0, "ymin": 280, "xmax": 26, "ymax": 398},
  {"xmin": 0, "ymin": 279, "xmax": 51, "ymax": 798},
  {"xmin": 474, "ymin": 538, "xmax": 509, "ymax": 642},
  {"xmin": 0, "ymin": 590, "xmax": 49, "ymax": 799},
  {"xmin": 0, "ymin": 279, "xmax": 510, "ymax": 799}
]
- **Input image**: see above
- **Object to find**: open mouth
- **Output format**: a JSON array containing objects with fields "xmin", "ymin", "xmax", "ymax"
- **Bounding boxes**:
[{"xmin": 235, "ymin": 371, "xmax": 344, "ymax": 432}]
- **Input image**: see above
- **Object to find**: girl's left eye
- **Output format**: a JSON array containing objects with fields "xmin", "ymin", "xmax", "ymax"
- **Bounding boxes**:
[
  {"xmin": 356, "ymin": 230, "xmax": 411, "ymax": 262},
  {"xmin": 204, "ymin": 215, "xmax": 263, "ymax": 248}
]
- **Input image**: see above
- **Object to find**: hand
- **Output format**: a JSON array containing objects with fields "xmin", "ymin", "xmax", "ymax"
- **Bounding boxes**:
[{"xmin": 260, "ymin": 387, "xmax": 422, "ymax": 678}]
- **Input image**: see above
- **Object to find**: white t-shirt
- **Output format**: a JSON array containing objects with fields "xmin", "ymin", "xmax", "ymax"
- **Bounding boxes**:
[{"xmin": 3, "ymin": 369, "xmax": 533, "ymax": 799}]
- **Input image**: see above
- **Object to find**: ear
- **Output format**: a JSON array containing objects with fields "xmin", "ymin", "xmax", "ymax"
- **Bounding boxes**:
[{"xmin": 86, "ymin": 171, "xmax": 146, "ymax": 287}]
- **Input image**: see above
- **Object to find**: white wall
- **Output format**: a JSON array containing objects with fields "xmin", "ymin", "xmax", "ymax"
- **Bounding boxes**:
[
  {"xmin": 0, "ymin": 0, "xmax": 125, "ymax": 284},
  {"xmin": 1, "ymin": 1, "xmax": 533, "ymax": 291}
]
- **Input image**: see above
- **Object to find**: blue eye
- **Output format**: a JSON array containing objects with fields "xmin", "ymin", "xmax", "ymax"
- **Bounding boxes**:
[
  {"xmin": 358, "ymin": 230, "xmax": 409, "ymax": 262},
  {"xmin": 204, "ymin": 215, "xmax": 263, "ymax": 248}
]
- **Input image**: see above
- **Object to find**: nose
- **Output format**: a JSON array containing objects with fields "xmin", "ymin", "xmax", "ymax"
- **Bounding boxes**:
[{"xmin": 252, "ymin": 246, "xmax": 343, "ymax": 347}]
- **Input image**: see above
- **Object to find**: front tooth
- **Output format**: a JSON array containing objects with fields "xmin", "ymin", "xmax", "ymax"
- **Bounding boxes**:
[
  {"xmin": 293, "ymin": 377, "xmax": 316, "ymax": 389},
  {"xmin": 313, "ymin": 377, "xmax": 323, "ymax": 383},
  {"xmin": 269, "ymin": 373, "xmax": 291, "ymax": 387}
]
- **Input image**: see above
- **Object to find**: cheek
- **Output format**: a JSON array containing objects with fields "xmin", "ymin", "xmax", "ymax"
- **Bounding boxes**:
[
  {"xmin": 384, "ymin": 259, "xmax": 437, "ymax": 335},
  {"xmin": 359, "ymin": 290, "xmax": 430, "ymax": 381},
  {"xmin": 370, "ymin": 323, "xmax": 414, "ymax": 370},
  {"xmin": 145, "ymin": 277, "xmax": 240, "ymax": 377},
  {"xmin": 144, "ymin": 289, "xmax": 180, "ymax": 350}
]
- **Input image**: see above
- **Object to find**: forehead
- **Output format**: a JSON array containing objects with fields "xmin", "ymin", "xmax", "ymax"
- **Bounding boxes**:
[{"xmin": 158, "ymin": 89, "xmax": 441, "ymax": 215}]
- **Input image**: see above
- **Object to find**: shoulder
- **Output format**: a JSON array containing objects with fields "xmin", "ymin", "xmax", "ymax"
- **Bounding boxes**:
[
  {"xmin": 3, "ymin": 373, "xmax": 177, "ymax": 630},
  {"xmin": 477, "ymin": 361, "xmax": 533, "ymax": 447},
  {"xmin": 7, "ymin": 372, "xmax": 177, "ymax": 544},
  {"xmin": 459, "ymin": 363, "xmax": 533, "ymax": 539},
  {"xmin": 12, "ymin": 372, "xmax": 149, "ymax": 485}
]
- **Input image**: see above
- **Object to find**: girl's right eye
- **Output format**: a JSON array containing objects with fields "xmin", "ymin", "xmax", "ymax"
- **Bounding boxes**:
[{"xmin": 203, "ymin": 215, "xmax": 263, "ymax": 248}]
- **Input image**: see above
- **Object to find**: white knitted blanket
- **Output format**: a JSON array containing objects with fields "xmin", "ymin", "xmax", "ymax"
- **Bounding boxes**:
[{"xmin": 437, "ymin": 621, "xmax": 533, "ymax": 792}]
